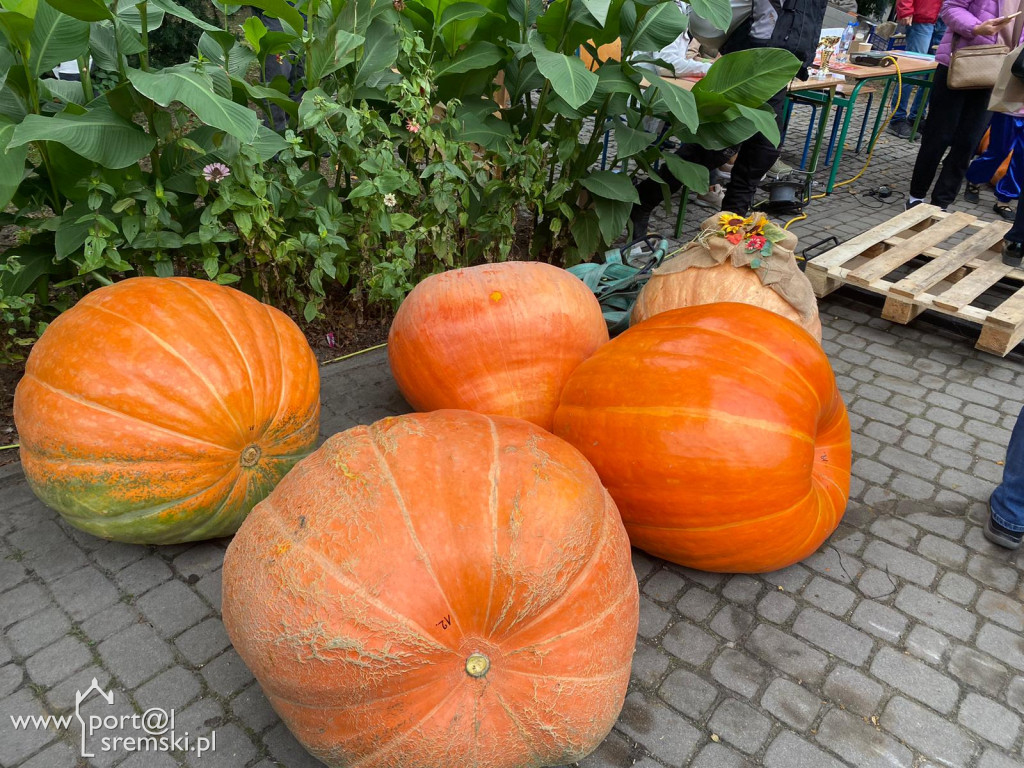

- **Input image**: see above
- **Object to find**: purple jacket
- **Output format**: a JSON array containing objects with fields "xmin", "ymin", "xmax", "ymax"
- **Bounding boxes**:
[{"xmin": 935, "ymin": 0, "xmax": 1023, "ymax": 65}]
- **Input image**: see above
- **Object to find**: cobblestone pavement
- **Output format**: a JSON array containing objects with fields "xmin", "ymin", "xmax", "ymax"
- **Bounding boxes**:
[{"xmin": 3, "ymin": 108, "xmax": 1024, "ymax": 768}]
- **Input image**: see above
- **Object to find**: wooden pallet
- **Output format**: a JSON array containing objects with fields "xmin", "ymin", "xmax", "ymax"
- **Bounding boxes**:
[{"xmin": 805, "ymin": 204, "xmax": 1024, "ymax": 356}]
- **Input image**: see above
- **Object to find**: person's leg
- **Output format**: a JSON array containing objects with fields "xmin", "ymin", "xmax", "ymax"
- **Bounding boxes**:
[
  {"xmin": 720, "ymin": 88, "xmax": 787, "ymax": 214},
  {"xmin": 893, "ymin": 23, "xmax": 935, "ymax": 125},
  {"xmin": 987, "ymin": 404, "xmax": 1024, "ymax": 548},
  {"xmin": 631, "ymin": 144, "xmax": 733, "ymax": 234},
  {"xmin": 930, "ymin": 86, "xmax": 991, "ymax": 209},
  {"xmin": 909, "ymin": 67, "xmax": 961, "ymax": 201}
]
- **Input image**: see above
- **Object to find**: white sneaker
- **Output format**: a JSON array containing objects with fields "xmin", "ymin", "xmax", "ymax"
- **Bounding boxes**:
[{"xmin": 696, "ymin": 184, "xmax": 725, "ymax": 207}]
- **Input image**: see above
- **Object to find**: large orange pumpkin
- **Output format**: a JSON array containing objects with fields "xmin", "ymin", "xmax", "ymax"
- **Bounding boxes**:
[
  {"xmin": 222, "ymin": 410, "xmax": 638, "ymax": 768},
  {"xmin": 631, "ymin": 261, "xmax": 823, "ymax": 341},
  {"xmin": 553, "ymin": 303, "xmax": 850, "ymax": 573},
  {"xmin": 14, "ymin": 277, "xmax": 320, "ymax": 545},
  {"xmin": 387, "ymin": 262, "xmax": 608, "ymax": 431}
]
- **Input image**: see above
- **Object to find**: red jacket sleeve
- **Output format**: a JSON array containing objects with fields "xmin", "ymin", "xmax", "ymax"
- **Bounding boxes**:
[{"xmin": 896, "ymin": 0, "xmax": 914, "ymax": 18}]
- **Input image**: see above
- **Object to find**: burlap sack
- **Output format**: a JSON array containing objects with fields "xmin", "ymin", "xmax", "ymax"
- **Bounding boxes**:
[{"xmin": 631, "ymin": 212, "xmax": 822, "ymax": 341}]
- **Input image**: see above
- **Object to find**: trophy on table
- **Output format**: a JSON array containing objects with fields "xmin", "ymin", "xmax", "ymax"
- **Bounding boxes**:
[{"xmin": 817, "ymin": 36, "xmax": 841, "ymax": 77}]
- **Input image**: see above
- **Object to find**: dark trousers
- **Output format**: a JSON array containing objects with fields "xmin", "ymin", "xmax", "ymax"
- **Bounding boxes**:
[
  {"xmin": 909, "ymin": 64, "xmax": 992, "ymax": 209},
  {"xmin": 1006, "ymin": 195, "xmax": 1024, "ymax": 244},
  {"xmin": 634, "ymin": 88, "xmax": 788, "ymax": 220}
]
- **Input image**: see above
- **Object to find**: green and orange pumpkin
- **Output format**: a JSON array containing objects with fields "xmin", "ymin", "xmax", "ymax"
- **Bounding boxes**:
[
  {"xmin": 388, "ymin": 262, "xmax": 608, "ymax": 431},
  {"xmin": 554, "ymin": 303, "xmax": 850, "ymax": 573},
  {"xmin": 222, "ymin": 410, "xmax": 638, "ymax": 768},
  {"xmin": 14, "ymin": 277, "xmax": 320, "ymax": 544}
]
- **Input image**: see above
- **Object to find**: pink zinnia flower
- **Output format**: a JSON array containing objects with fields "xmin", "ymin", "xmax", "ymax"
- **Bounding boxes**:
[
  {"xmin": 747, "ymin": 234, "xmax": 766, "ymax": 250},
  {"xmin": 202, "ymin": 162, "xmax": 230, "ymax": 182},
  {"xmin": 406, "ymin": 119, "xmax": 421, "ymax": 134}
]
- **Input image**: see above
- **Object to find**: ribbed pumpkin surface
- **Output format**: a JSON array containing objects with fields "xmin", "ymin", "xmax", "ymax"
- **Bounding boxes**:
[
  {"xmin": 14, "ymin": 277, "xmax": 320, "ymax": 544},
  {"xmin": 387, "ymin": 262, "xmax": 609, "ymax": 430},
  {"xmin": 553, "ymin": 303, "xmax": 850, "ymax": 573},
  {"xmin": 222, "ymin": 410, "xmax": 638, "ymax": 768},
  {"xmin": 631, "ymin": 262, "xmax": 823, "ymax": 341}
]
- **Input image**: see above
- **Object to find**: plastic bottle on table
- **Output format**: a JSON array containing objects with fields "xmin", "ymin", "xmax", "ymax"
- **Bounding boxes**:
[{"xmin": 837, "ymin": 20, "xmax": 859, "ymax": 64}]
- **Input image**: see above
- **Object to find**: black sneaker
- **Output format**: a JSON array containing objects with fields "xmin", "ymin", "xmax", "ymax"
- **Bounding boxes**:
[
  {"xmin": 1004, "ymin": 240, "xmax": 1023, "ymax": 268},
  {"xmin": 984, "ymin": 504, "xmax": 1023, "ymax": 550},
  {"xmin": 887, "ymin": 121, "xmax": 912, "ymax": 139},
  {"xmin": 906, "ymin": 199, "xmax": 922, "ymax": 211},
  {"xmin": 964, "ymin": 183, "xmax": 981, "ymax": 204},
  {"xmin": 994, "ymin": 202, "xmax": 1015, "ymax": 221}
]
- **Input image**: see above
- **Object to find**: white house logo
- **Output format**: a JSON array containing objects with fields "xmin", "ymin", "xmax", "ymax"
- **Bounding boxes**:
[{"xmin": 9, "ymin": 678, "xmax": 216, "ymax": 759}]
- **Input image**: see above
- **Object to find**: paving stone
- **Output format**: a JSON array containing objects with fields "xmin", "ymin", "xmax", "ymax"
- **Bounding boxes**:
[
  {"xmin": 659, "ymin": 668, "xmax": 719, "ymax": 720},
  {"xmin": 50, "ymin": 566, "xmax": 119, "ymax": 621},
  {"xmin": 631, "ymin": 641, "xmax": 671, "ymax": 689},
  {"xmin": 44, "ymin": 664, "xmax": 112, "ymax": 710},
  {"xmin": 895, "ymin": 585, "xmax": 977, "ymax": 641},
  {"xmin": 967, "ymin": 555, "xmax": 1019, "ymax": 594},
  {"xmin": 918, "ymin": 534, "xmax": 968, "ymax": 569},
  {"xmin": 173, "ymin": 543, "xmax": 226, "ymax": 580},
  {"xmin": 977, "ymin": 749, "xmax": 1024, "ymax": 768},
  {"xmin": 905, "ymin": 624, "xmax": 951, "ymax": 666},
  {"xmin": 0, "ymin": 688, "xmax": 57, "ymax": 764},
  {"xmin": 760, "ymin": 678, "xmax": 821, "ymax": 731},
  {"xmin": 113, "ymin": 558, "xmax": 173, "ymax": 596},
  {"xmin": 201, "ymin": 649, "xmax": 254, "ymax": 697},
  {"xmin": 638, "ymin": 597, "xmax": 671, "ymax": 639},
  {"xmin": 869, "ymin": 517, "xmax": 919, "ymax": 547},
  {"xmin": 804, "ymin": 547, "xmax": 862, "ymax": 584},
  {"xmin": 851, "ymin": 600, "xmax": 908, "ymax": 644},
  {"xmin": 0, "ymin": 581, "xmax": 47, "ymax": 629},
  {"xmin": 641, "ymin": 567, "xmax": 686, "ymax": 604},
  {"xmin": 977, "ymin": 623, "xmax": 1024, "ymax": 673},
  {"xmin": 793, "ymin": 608, "xmax": 874, "ymax": 665},
  {"xmin": 136, "ymin": 580, "xmax": 211, "ymax": 638},
  {"xmin": 577, "ymin": 733, "xmax": 657, "ymax": 768},
  {"xmin": 857, "ymin": 568, "xmax": 899, "ymax": 599},
  {"xmin": 708, "ymin": 697, "xmax": 771, "ymax": 755},
  {"xmin": 690, "ymin": 742, "xmax": 756, "ymax": 768},
  {"xmin": 617, "ymin": 692, "xmax": 701, "ymax": 765},
  {"xmin": 90, "ymin": 541, "xmax": 149, "ymax": 572},
  {"xmin": 6, "ymin": 607, "xmax": 71, "ymax": 657},
  {"xmin": 869, "ymin": 646, "xmax": 960, "ymax": 715},
  {"xmin": 98, "ymin": 624, "xmax": 174, "ymax": 688},
  {"xmin": 671, "ymin": 565, "xmax": 725, "ymax": 590},
  {"xmin": 947, "ymin": 646, "xmax": 1009, "ymax": 699},
  {"xmin": 976, "ymin": 590, "xmax": 1024, "ymax": 633},
  {"xmin": 761, "ymin": 564, "xmax": 811, "ymax": 592},
  {"xmin": 134, "ymin": 665, "xmax": 202, "ymax": 714},
  {"xmin": 764, "ymin": 731, "xmax": 847, "ymax": 768},
  {"xmin": 677, "ymin": 587, "xmax": 718, "ymax": 622},
  {"xmin": 18, "ymin": 740, "xmax": 79, "ymax": 768},
  {"xmin": 722, "ymin": 575, "xmax": 761, "ymax": 605},
  {"xmin": 175, "ymin": 617, "xmax": 233, "ymax": 666},
  {"xmin": 80, "ymin": 603, "xmax": 136, "ymax": 644},
  {"xmin": 816, "ymin": 707, "xmax": 914, "ymax": 768},
  {"xmin": 937, "ymin": 572, "xmax": 979, "ymax": 605},
  {"xmin": 187, "ymin": 722, "xmax": 257, "ymax": 768},
  {"xmin": 957, "ymin": 693, "xmax": 1021, "ymax": 750},
  {"xmin": 25, "ymin": 635, "xmax": 92, "ymax": 688},
  {"xmin": 757, "ymin": 591, "xmax": 797, "ymax": 624},
  {"xmin": 663, "ymin": 621, "xmax": 717, "ymax": 667},
  {"xmin": 882, "ymin": 697, "xmax": 978, "ymax": 768},
  {"xmin": 709, "ymin": 649, "xmax": 766, "ymax": 700},
  {"xmin": 195, "ymin": 570, "xmax": 223, "ymax": 612},
  {"xmin": 263, "ymin": 721, "xmax": 334, "ymax": 768},
  {"xmin": 745, "ymin": 625, "xmax": 828, "ymax": 685},
  {"xmin": 709, "ymin": 605, "xmax": 755, "ymax": 642},
  {"xmin": 0, "ymin": 557, "xmax": 28, "ymax": 594},
  {"xmin": 0, "ymin": 663, "xmax": 22, "ymax": 698},
  {"xmin": 823, "ymin": 665, "xmax": 884, "ymax": 717},
  {"xmin": 120, "ymin": 753, "xmax": 179, "ymax": 768},
  {"xmin": 802, "ymin": 576, "xmax": 856, "ymax": 617},
  {"xmin": 863, "ymin": 540, "xmax": 938, "ymax": 587},
  {"xmin": 1008, "ymin": 676, "xmax": 1024, "ymax": 715},
  {"xmin": 231, "ymin": 683, "xmax": 281, "ymax": 734},
  {"xmin": 8, "ymin": 521, "xmax": 89, "ymax": 581}
]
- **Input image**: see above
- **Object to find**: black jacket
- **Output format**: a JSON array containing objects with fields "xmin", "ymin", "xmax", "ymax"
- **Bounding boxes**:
[{"xmin": 721, "ymin": 0, "xmax": 830, "ymax": 80}]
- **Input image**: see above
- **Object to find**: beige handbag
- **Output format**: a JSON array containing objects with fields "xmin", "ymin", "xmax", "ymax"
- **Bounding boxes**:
[
  {"xmin": 989, "ymin": 42, "xmax": 1024, "ymax": 112},
  {"xmin": 948, "ymin": 12, "xmax": 1024, "ymax": 90}
]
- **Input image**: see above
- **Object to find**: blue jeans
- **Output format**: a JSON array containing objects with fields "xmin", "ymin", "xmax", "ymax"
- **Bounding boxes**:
[
  {"xmin": 891, "ymin": 22, "xmax": 935, "ymax": 124},
  {"xmin": 966, "ymin": 113, "xmax": 1024, "ymax": 202},
  {"xmin": 990, "ymin": 405, "xmax": 1024, "ymax": 533}
]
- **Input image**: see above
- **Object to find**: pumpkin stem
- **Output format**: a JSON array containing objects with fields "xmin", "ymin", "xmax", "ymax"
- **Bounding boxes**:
[
  {"xmin": 465, "ymin": 653, "xmax": 490, "ymax": 678},
  {"xmin": 240, "ymin": 445, "xmax": 262, "ymax": 468}
]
